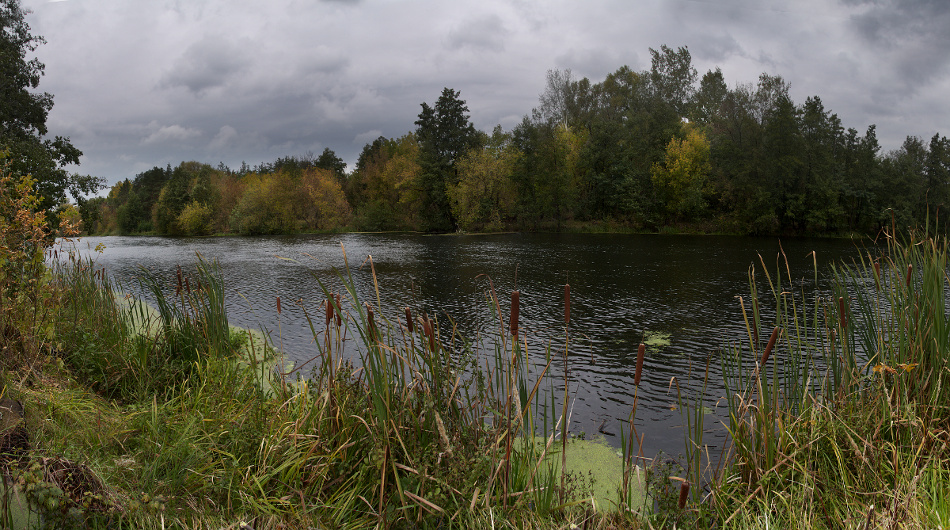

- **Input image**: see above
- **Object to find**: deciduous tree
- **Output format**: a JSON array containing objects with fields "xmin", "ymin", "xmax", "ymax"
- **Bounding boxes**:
[{"xmin": 0, "ymin": 0, "xmax": 102, "ymax": 217}]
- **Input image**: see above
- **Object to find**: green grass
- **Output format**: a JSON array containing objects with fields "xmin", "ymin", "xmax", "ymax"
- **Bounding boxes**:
[{"xmin": 3, "ymin": 246, "xmax": 641, "ymax": 528}]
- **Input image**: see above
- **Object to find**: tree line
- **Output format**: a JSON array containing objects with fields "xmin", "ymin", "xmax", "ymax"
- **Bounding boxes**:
[{"xmin": 84, "ymin": 45, "xmax": 950, "ymax": 236}]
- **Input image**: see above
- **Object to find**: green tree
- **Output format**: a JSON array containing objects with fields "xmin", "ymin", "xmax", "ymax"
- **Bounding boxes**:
[
  {"xmin": 351, "ymin": 134, "xmax": 422, "ymax": 231},
  {"xmin": 415, "ymin": 88, "xmax": 480, "ymax": 231},
  {"xmin": 315, "ymin": 147, "xmax": 347, "ymax": 186},
  {"xmin": 691, "ymin": 68, "xmax": 728, "ymax": 125},
  {"xmin": 880, "ymin": 136, "xmax": 927, "ymax": 230},
  {"xmin": 580, "ymin": 65, "xmax": 679, "ymax": 223},
  {"xmin": 649, "ymin": 45, "xmax": 697, "ymax": 117},
  {"xmin": 925, "ymin": 133, "xmax": 950, "ymax": 221},
  {"xmin": 0, "ymin": 0, "xmax": 102, "ymax": 217}
]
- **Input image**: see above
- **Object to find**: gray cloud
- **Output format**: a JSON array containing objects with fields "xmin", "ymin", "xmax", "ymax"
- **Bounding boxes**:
[
  {"xmin": 447, "ymin": 14, "xmax": 508, "ymax": 52},
  {"xmin": 18, "ymin": 0, "xmax": 950, "ymax": 186},
  {"xmin": 162, "ymin": 35, "xmax": 249, "ymax": 94}
]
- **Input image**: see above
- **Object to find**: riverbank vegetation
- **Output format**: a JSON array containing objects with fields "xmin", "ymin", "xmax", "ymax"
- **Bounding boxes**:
[
  {"xmin": 6, "ymin": 141, "xmax": 950, "ymax": 528},
  {"xmin": 80, "ymin": 46, "xmax": 950, "ymax": 238},
  {"xmin": 708, "ymin": 223, "xmax": 950, "ymax": 528}
]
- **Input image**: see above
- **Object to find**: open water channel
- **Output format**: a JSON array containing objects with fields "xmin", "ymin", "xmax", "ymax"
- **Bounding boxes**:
[{"xmin": 67, "ymin": 232, "xmax": 869, "ymax": 461}]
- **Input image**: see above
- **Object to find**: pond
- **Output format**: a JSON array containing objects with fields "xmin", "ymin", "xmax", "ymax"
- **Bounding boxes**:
[{"xmin": 65, "ymin": 232, "xmax": 869, "ymax": 461}]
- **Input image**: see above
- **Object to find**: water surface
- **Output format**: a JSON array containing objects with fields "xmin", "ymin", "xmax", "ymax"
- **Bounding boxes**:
[{"xmin": 67, "ymin": 232, "xmax": 868, "ymax": 460}]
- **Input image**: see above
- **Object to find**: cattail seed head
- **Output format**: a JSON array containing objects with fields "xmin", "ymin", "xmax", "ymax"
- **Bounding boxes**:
[
  {"xmin": 424, "ymin": 316, "xmax": 436, "ymax": 352},
  {"xmin": 509, "ymin": 291, "xmax": 520, "ymax": 337},
  {"xmin": 634, "ymin": 343, "xmax": 646, "ymax": 386},
  {"xmin": 761, "ymin": 326, "xmax": 779, "ymax": 365},
  {"xmin": 838, "ymin": 297, "xmax": 847, "ymax": 329},
  {"xmin": 906, "ymin": 264, "xmax": 913, "ymax": 289},
  {"xmin": 405, "ymin": 307, "xmax": 414, "ymax": 333},
  {"xmin": 185, "ymin": 277, "xmax": 191, "ymax": 293},
  {"xmin": 564, "ymin": 284, "xmax": 571, "ymax": 326},
  {"xmin": 678, "ymin": 481, "xmax": 690, "ymax": 510},
  {"xmin": 325, "ymin": 299, "xmax": 333, "ymax": 326},
  {"xmin": 276, "ymin": 295, "xmax": 281, "ymax": 314},
  {"xmin": 334, "ymin": 294, "xmax": 342, "ymax": 326}
]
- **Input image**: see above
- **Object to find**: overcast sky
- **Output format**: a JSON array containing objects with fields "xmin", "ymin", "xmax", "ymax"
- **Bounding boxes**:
[{"xmin": 20, "ymin": 0, "xmax": 950, "ymax": 187}]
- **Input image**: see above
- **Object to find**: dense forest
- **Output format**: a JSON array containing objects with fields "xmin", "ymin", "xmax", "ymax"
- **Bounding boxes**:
[{"xmin": 82, "ymin": 46, "xmax": 950, "ymax": 237}]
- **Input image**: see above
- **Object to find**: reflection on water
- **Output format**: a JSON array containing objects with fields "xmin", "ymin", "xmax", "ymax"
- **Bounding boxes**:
[{"xmin": 66, "ymin": 232, "xmax": 867, "ymax": 459}]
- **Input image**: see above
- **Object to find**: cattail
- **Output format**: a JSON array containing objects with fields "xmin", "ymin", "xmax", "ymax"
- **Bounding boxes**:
[
  {"xmin": 906, "ymin": 264, "xmax": 913, "ymax": 289},
  {"xmin": 334, "ymin": 294, "xmax": 342, "ymax": 326},
  {"xmin": 276, "ymin": 295, "xmax": 281, "ymax": 314},
  {"xmin": 634, "ymin": 343, "xmax": 646, "ymax": 386},
  {"xmin": 325, "ymin": 299, "xmax": 333, "ymax": 326},
  {"xmin": 509, "ymin": 291, "xmax": 520, "ymax": 338},
  {"xmin": 873, "ymin": 261, "xmax": 881, "ymax": 291},
  {"xmin": 423, "ymin": 315, "xmax": 436, "ymax": 352},
  {"xmin": 838, "ymin": 297, "xmax": 847, "ymax": 329},
  {"xmin": 761, "ymin": 326, "xmax": 779, "ymax": 365},
  {"xmin": 176, "ymin": 267, "xmax": 183, "ymax": 295},
  {"xmin": 405, "ymin": 307, "xmax": 414, "ymax": 333},
  {"xmin": 678, "ymin": 481, "xmax": 690, "ymax": 510},
  {"xmin": 564, "ymin": 284, "xmax": 571, "ymax": 326},
  {"xmin": 185, "ymin": 277, "xmax": 191, "ymax": 293}
]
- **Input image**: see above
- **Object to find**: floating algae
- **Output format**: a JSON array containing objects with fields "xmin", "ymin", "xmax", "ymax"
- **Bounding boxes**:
[
  {"xmin": 642, "ymin": 331, "xmax": 671, "ymax": 347},
  {"xmin": 524, "ymin": 435, "xmax": 646, "ymax": 513}
]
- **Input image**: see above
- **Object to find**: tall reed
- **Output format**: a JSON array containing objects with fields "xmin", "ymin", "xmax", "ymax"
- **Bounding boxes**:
[{"xmin": 713, "ymin": 226, "xmax": 950, "ymax": 527}]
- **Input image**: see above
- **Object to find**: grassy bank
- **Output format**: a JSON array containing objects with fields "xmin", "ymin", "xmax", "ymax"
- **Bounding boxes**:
[
  {"xmin": 3, "ymin": 240, "xmax": 661, "ymax": 528},
  {"xmin": 3, "ymin": 166, "xmax": 949, "ymax": 527}
]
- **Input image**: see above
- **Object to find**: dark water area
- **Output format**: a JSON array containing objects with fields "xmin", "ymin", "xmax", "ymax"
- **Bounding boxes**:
[{"xmin": 65, "ymin": 232, "xmax": 870, "ymax": 461}]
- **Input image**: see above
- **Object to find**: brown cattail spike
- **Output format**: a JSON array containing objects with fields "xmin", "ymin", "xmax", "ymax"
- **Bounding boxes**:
[
  {"xmin": 509, "ymin": 291, "xmax": 520, "ymax": 338},
  {"xmin": 906, "ymin": 264, "xmax": 913, "ymax": 289},
  {"xmin": 761, "ymin": 326, "xmax": 779, "ymax": 365},
  {"xmin": 634, "ymin": 343, "xmax": 646, "ymax": 386},
  {"xmin": 334, "ymin": 294, "xmax": 342, "ymax": 326},
  {"xmin": 276, "ymin": 295, "xmax": 281, "ymax": 314},
  {"xmin": 564, "ymin": 284, "xmax": 571, "ymax": 326},
  {"xmin": 678, "ymin": 481, "xmax": 690, "ymax": 510},
  {"xmin": 873, "ymin": 261, "xmax": 881, "ymax": 291},
  {"xmin": 838, "ymin": 297, "xmax": 847, "ymax": 329},
  {"xmin": 405, "ymin": 307, "xmax": 414, "ymax": 333},
  {"xmin": 424, "ymin": 316, "xmax": 436, "ymax": 352},
  {"xmin": 325, "ymin": 299, "xmax": 333, "ymax": 326}
]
